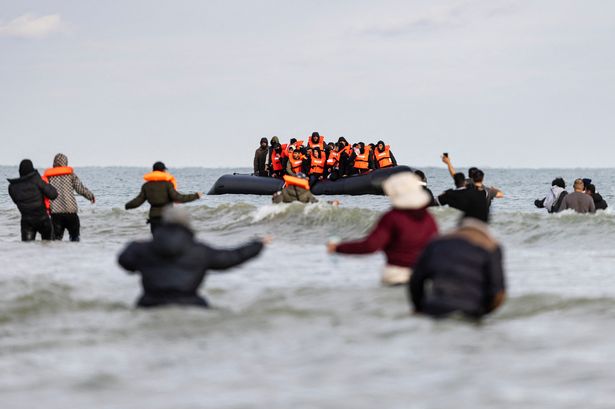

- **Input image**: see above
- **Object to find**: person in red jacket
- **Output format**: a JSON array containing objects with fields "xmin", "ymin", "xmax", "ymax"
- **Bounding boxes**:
[{"xmin": 327, "ymin": 172, "xmax": 438, "ymax": 286}]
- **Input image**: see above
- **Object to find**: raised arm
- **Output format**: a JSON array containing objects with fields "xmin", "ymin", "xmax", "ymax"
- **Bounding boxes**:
[
  {"xmin": 441, "ymin": 155, "xmax": 456, "ymax": 179},
  {"xmin": 206, "ymin": 240, "xmax": 264, "ymax": 271}
]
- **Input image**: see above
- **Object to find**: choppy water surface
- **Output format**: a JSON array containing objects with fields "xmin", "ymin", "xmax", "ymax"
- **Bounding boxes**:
[{"xmin": 1, "ymin": 166, "xmax": 615, "ymax": 409}]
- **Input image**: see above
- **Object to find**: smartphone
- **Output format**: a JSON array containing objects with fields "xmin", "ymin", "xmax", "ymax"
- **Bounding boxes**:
[{"xmin": 443, "ymin": 152, "xmax": 449, "ymax": 157}]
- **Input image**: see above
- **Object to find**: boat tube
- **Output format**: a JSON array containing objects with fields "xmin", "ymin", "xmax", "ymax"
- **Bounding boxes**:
[{"xmin": 207, "ymin": 166, "xmax": 415, "ymax": 196}]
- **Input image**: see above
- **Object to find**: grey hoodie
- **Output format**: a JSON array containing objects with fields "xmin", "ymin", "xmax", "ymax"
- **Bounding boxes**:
[{"xmin": 46, "ymin": 153, "xmax": 95, "ymax": 214}]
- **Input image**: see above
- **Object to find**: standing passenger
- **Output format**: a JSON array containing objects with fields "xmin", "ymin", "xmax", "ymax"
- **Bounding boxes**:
[
  {"xmin": 43, "ymin": 153, "xmax": 95, "ymax": 241},
  {"xmin": 253, "ymin": 137, "xmax": 269, "ymax": 176},
  {"xmin": 327, "ymin": 173, "xmax": 437, "ymax": 285},
  {"xmin": 308, "ymin": 147, "xmax": 325, "ymax": 186},
  {"xmin": 125, "ymin": 162, "xmax": 203, "ymax": 233},
  {"xmin": 374, "ymin": 140, "xmax": 397, "ymax": 169},
  {"xmin": 7, "ymin": 159, "xmax": 58, "ymax": 241}
]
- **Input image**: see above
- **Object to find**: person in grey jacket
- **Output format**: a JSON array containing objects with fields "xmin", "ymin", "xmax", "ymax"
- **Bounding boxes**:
[
  {"xmin": 44, "ymin": 153, "xmax": 95, "ymax": 241},
  {"xmin": 559, "ymin": 179, "xmax": 595, "ymax": 214}
]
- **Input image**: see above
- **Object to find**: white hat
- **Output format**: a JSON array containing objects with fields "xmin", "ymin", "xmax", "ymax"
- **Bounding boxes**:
[{"xmin": 383, "ymin": 172, "xmax": 431, "ymax": 210}]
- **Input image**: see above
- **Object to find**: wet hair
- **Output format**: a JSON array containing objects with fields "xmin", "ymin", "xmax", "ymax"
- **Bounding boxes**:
[
  {"xmin": 551, "ymin": 177, "xmax": 565, "ymax": 189},
  {"xmin": 468, "ymin": 167, "xmax": 479, "ymax": 179},
  {"xmin": 453, "ymin": 172, "xmax": 466, "ymax": 188},
  {"xmin": 586, "ymin": 183, "xmax": 596, "ymax": 194},
  {"xmin": 153, "ymin": 161, "xmax": 166, "ymax": 171},
  {"xmin": 414, "ymin": 169, "xmax": 427, "ymax": 183},
  {"xmin": 471, "ymin": 169, "xmax": 484, "ymax": 183}
]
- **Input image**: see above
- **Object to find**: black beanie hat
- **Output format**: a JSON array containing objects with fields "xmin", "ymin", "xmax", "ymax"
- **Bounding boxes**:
[
  {"xmin": 19, "ymin": 159, "xmax": 34, "ymax": 177},
  {"xmin": 153, "ymin": 161, "xmax": 167, "ymax": 171}
]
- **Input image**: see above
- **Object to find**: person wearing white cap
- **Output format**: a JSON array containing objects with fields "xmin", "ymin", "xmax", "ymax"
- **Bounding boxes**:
[{"xmin": 327, "ymin": 172, "xmax": 438, "ymax": 285}]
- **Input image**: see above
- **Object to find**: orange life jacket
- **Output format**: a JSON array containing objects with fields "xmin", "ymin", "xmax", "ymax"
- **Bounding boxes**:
[
  {"xmin": 309, "ymin": 154, "xmax": 325, "ymax": 175},
  {"xmin": 354, "ymin": 146, "xmax": 371, "ymax": 170},
  {"xmin": 271, "ymin": 150, "xmax": 283, "ymax": 171},
  {"xmin": 40, "ymin": 175, "xmax": 53, "ymax": 215},
  {"xmin": 295, "ymin": 140, "xmax": 304, "ymax": 148},
  {"xmin": 44, "ymin": 166, "xmax": 74, "ymax": 178},
  {"xmin": 288, "ymin": 156, "xmax": 304, "ymax": 175},
  {"xmin": 326, "ymin": 150, "xmax": 340, "ymax": 168},
  {"xmin": 308, "ymin": 136, "xmax": 325, "ymax": 151},
  {"xmin": 143, "ymin": 171, "xmax": 178, "ymax": 189},
  {"xmin": 375, "ymin": 145, "xmax": 393, "ymax": 168},
  {"xmin": 341, "ymin": 145, "xmax": 352, "ymax": 157},
  {"xmin": 280, "ymin": 143, "xmax": 289, "ymax": 158},
  {"xmin": 283, "ymin": 175, "xmax": 310, "ymax": 191}
]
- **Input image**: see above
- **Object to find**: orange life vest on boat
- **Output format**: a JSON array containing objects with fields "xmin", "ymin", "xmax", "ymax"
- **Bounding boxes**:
[
  {"xmin": 375, "ymin": 146, "xmax": 393, "ymax": 168},
  {"xmin": 143, "ymin": 171, "xmax": 178, "ymax": 189},
  {"xmin": 309, "ymin": 154, "xmax": 325, "ymax": 175},
  {"xmin": 288, "ymin": 156, "xmax": 304, "ymax": 175},
  {"xmin": 283, "ymin": 175, "xmax": 310, "ymax": 190},
  {"xmin": 354, "ymin": 146, "xmax": 371, "ymax": 170},
  {"xmin": 271, "ymin": 150, "xmax": 283, "ymax": 171},
  {"xmin": 308, "ymin": 136, "xmax": 325, "ymax": 151},
  {"xmin": 280, "ymin": 143, "xmax": 289, "ymax": 158},
  {"xmin": 326, "ymin": 150, "xmax": 340, "ymax": 168},
  {"xmin": 295, "ymin": 140, "xmax": 304, "ymax": 148}
]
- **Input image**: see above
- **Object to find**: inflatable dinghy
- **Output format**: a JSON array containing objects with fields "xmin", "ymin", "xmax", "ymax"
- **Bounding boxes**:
[{"xmin": 208, "ymin": 166, "xmax": 415, "ymax": 196}]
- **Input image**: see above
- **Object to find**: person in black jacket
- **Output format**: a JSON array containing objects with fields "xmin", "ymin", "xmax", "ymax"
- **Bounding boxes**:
[
  {"xmin": 118, "ymin": 207, "xmax": 269, "ymax": 308},
  {"xmin": 585, "ymin": 184, "xmax": 608, "ymax": 210},
  {"xmin": 7, "ymin": 159, "xmax": 58, "ymax": 241},
  {"xmin": 409, "ymin": 218, "xmax": 506, "ymax": 319}
]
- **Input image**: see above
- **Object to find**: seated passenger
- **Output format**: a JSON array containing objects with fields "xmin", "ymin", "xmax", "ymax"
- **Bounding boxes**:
[
  {"xmin": 374, "ymin": 140, "xmax": 397, "ymax": 169},
  {"xmin": 118, "ymin": 207, "xmax": 267, "ymax": 308},
  {"xmin": 585, "ymin": 184, "xmax": 608, "ymax": 210},
  {"xmin": 559, "ymin": 179, "xmax": 595, "ymax": 213},
  {"xmin": 325, "ymin": 143, "xmax": 341, "ymax": 181},
  {"xmin": 350, "ymin": 142, "xmax": 374, "ymax": 175},
  {"xmin": 285, "ymin": 147, "xmax": 305, "ymax": 176},
  {"xmin": 327, "ymin": 173, "xmax": 437, "ymax": 285},
  {"xmin": 409, "ymin": 217, "xmax": 506, "ymax": 319},
  {"xmin": 534, "ymin": 177, "xmax": 568, "ymax": 213},
  {"xmin": 308, "ymin": 147, "xmax": 325, "ymax": 187}
]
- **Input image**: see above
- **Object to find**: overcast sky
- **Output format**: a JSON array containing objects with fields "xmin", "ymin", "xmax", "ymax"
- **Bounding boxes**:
[{"xmin": 1, "ymin": 0, "xmax": 614, "ymax": 168}]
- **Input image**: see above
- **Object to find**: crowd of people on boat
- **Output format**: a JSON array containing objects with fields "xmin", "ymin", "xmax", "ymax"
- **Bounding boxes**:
[{"xmin": 254, "ymin": 132, "xmax": 398, "ymax": 186}]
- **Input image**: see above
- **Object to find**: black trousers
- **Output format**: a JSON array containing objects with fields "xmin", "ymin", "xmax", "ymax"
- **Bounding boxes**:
[
  {"xmin": 51, "ymin": 213, "xmax": 81, "ymax": 242},
  {"xmin": 21, "ymin": 217, "xmax": 53, "ymax": 241},
  {"xmin": 148, "ymin": 217, "xmax": 162, "ymax": 234}
]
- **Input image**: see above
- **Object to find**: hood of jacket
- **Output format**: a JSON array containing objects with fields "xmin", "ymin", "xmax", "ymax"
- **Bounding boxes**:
[
  {"xmin": 270, "ymin": 136, "xmax": 280, "ymax": 146},
  {"xmin": 151, "ymin": 223, "xmax": 195, "ymax": 258},
  {"xmin": 53, "ymin": 153, "xmax": 68, "ymax": 167},
  {"xmin": 7, "ymin": 171, "xmax": 38, "ymax": 184}
]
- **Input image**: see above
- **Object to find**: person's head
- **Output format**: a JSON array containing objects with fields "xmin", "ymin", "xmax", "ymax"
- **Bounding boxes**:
[
  {"xmin": 377, "ymin": 140, "xmax": 385, "ymax": 151},
  {"xmin": 300, "ymin": 146, "xmax": 308, "ymax": 155},
  {"xmin": 471, "ymin": 169, "xmax": 485, "ymax": 184},
  {"xmin": 414, "ymin": 169, "xmax": 427, "ymax": 184},
  {"xmin": 552, "ymin": 177, "xmax": 566, "ymax": 189},
  {"xmin": 573, "ymin": 178, "xmax": 585, "ymax": 192},
  {"xmin": 383, "ymin": 172, "xmax": 431, "ymax": 210},
  {"xmin": 19, "ymin": 159, "xmax": 34, "ymax": 177},
  {"xmin": 292, "ymin": 149, "xmax": 301, "ymax": 159},
  {"xmin": 311, "ymin": 132, "xmax": 320, "ymax": 142},
  {"xmin": 153, "ymin": 161, "xmax": 167, "ymax": 172},
  {"xmin": 53, "ymin": 153, "xmax": 68, "ymax": 167},
  {"xmin": 468, "ymin": 167, "xmax": 478, "ymax": 180},
  {"xmin": 274, "ymin": 143, "xmax": 282, "ymax": 152},
  {"xmin": 162, "ymin": 206, "xmax": 192, "ymax": 231},
  {"xmin": 260, "ymin": 137, "xmax": 268, "ymax": 148},
  {"xmin": 290, "ymin": 138, "xmax": 297, "ymax": 145},
  {"xmin": 337, "ymin": 136, "xmax": 348, "ymax": 145},
  {"xmin": 270, "ymin": 136, "xmax": 280, "ymax": 145},
  {"xmin": 586, "ymin": 183, "xmax": 596, "ymax": 195},
  {"xmin": 453, "ymin": 172, "xmax": 466, "ymax": 188},
  {"xmin": 582, "ymin": 178, "xmax": 592, "ymax": 187},
  {"xmin": 312, "ymin": 147, "xmax": 321, "ymax": 158}
]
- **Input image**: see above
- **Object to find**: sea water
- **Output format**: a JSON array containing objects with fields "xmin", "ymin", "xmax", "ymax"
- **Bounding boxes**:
[{"xmin": 1, "ymin": 166, "xmax": 614, "ymax": 409}]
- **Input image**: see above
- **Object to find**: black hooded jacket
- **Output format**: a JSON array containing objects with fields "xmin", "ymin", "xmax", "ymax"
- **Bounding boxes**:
[
  {"xmin": 592, "ymin": 193, "xmax": 608, "ymax": 210},
  {"xmin": 8, "ymin": 171, "xmax": 58, "ymax": 221},
  {"xmin": 118, "ymin": 224, "xmax": 264, "ymax": 307}
]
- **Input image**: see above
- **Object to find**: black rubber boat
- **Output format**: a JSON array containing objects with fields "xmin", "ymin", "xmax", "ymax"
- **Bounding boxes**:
[{"xmin": 207, "ymin": 166, "xmax": 415, "ymax": 196}]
